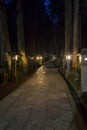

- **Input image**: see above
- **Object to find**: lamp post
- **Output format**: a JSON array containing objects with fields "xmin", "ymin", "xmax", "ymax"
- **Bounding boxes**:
[
  {"xmin": 14, "ymin": 55, "xmax": 18, "ymax": 78},
  {"xmin": 66, "ymin": 54, "xmax": 72, "ymax": 76},
  {"xmin": 11, "ymin": 54, "xmax": 18, "ymax": 80},
  {"xmin": 36, "ymin": 55, "xmax": 43, "ymax": 65}
]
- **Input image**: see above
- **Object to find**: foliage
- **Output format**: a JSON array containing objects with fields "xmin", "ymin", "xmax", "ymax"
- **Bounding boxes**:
[{"xmin": 68, "ymin": 67, "xmax": 81, "ymax": 97}]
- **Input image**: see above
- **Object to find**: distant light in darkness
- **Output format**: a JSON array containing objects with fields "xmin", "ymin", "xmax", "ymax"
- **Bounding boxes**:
[
  {"xmin": 44, "ymin": 0, "xmax": 51, "ymax": 6},
  {"xmin": 4, "ymin": 0, "xmax": 13, "ymax": 4},
  {"xmin": 44, "ymin": 0, "xmax": 51, "ymax": 16},
  {"xmin": 43, "ymin": 0, "xmax": 59, "ymax": 24}
]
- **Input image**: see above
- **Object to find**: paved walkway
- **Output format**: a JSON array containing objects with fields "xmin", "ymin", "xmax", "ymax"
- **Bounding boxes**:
[{"xmin": 0, "ymin": 63, "xmax": 79, "ymax": 130}]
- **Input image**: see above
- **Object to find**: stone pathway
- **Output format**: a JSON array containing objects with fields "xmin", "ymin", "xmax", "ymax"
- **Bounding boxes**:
[{"xmin": 0, "ymin": 63, "xmax": 79, "ymax": 130}]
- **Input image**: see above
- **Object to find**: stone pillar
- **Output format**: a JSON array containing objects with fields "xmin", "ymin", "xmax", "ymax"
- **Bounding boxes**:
[
  {"xmin": 72, "ymin": 0, "xmax": 80, "ymax": 68},
  {"xmin": 81, "ymin": 48, "xmax": 87, "ymax": 93}
]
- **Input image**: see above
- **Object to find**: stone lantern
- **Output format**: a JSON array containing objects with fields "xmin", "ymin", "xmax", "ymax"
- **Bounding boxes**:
[{"xmin": 65, "ymin": 54, "xmax": 72, "ymax": 77}]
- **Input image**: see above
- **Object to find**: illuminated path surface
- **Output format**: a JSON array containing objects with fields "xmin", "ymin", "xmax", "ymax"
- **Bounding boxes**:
[{"xmin": 0, "ymin": 63, "xmax": 79, "ymax": 130}]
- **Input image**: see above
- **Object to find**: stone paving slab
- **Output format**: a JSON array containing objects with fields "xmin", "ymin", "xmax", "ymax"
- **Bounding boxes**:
[{"xmin": 0, "ymin": 63, "xmax": 79, "ymax": 130}]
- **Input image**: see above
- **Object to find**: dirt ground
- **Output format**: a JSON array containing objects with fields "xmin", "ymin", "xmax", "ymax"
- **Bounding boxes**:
[{"xmin": 0, "ymin": 73, "xmax": 33, "ymax": 101}]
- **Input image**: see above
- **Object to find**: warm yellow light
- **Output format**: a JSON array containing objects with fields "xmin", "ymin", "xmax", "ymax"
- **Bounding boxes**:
[
  {"xmin": 12, "ymin": 57, "xmax": 15, "ymax": 60},
  {"xmin": 66, "ymin": 55, "xmax": 71, "ymax": 60},
  {"xmin": 84, "ymin": 58, "xmax": 87, "ymax": 61},
  {"xmin": 79, "ymin": 56, "xmax": 82, "ymax": 62},
  {"xmin": 15, "ymin": 55, "xmax": 18, "ymax": 61},
  {"xmin": 36, "ymin": 56, "xmax": 40, "ymax": 60},
  {"xmin": 40, "ymin": 56, "xmax": 43, "ymax": 60}
]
